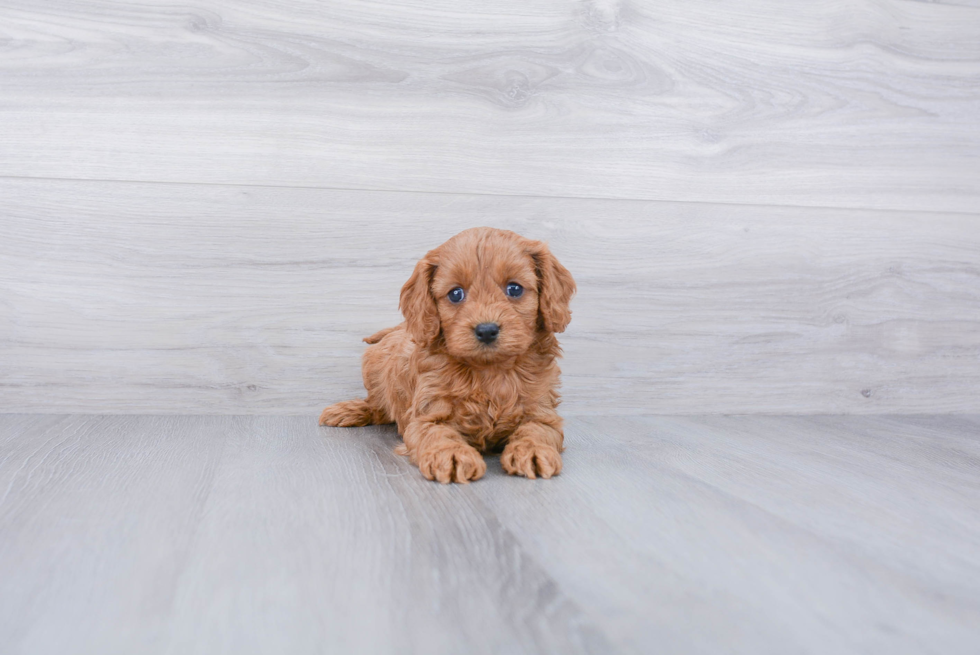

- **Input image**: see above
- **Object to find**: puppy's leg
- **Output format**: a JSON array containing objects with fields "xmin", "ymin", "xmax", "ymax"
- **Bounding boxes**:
[
  {"xmin": 501, "ymin": 421, "xmax": 564, "ymax": 479},
  {"xmin": 321, "ymin": 327, "xmax": 400, "ymax": 428},
  {"xmin": 403, "ymin": 421, "xmax": 486, "ymax": 484},
  {"xmin": 319, "ymin": 399, "xmax": 388, "ymax": 427}
]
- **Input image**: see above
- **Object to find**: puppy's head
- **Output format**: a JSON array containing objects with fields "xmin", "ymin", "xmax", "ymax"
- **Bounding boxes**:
[{"xmin": 399, "ymin": 227, "xmax": 576, "ymax": 363}]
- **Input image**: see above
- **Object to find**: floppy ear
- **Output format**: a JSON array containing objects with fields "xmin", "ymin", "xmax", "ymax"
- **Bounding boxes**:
[
  {"xmin": 530, "ymin": 242, "xmax": 576, "ymax": 333},
  {"xmin": 399, "ymin": 255, "xmax": 441, "ymax": 346}
]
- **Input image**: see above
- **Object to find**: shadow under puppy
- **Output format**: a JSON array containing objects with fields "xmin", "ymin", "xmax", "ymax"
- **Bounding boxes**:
[{"xmin": 319, "ymin": 227, "xmax": 576, "ymax": 483}]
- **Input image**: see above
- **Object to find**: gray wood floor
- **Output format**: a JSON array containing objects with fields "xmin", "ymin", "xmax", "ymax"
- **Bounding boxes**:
[{"xmin": 1, "ymin": 414, "xmax": 978, "ymax": 654}]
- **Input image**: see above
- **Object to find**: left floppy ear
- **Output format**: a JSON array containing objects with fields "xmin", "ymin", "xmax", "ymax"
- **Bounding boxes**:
[
  {"xmin": 399, "ymin": 252, "xmax": 441, "ymax": 346},
  {"xmin": 528, "ymin": 241, "xmax": 576, "ymax": 334}
]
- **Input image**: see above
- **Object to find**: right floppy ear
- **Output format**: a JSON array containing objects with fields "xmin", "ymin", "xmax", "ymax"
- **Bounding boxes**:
[
  {"xmin": 528, "ymin": 241, "xmax": 576, "ymax": 334},
  {"xmin": 399, "ymin": 256, "xmax": 441, "ymax": 346}
]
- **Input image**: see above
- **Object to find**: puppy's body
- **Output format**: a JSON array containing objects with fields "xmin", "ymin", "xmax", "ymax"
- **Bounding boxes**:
[
  {"xmin": 320, "ymin": 228, "xmax": 575, "ymax": 483},
  {"xmin": 359, "ymin": 324, "xmax": 563, "ymax": 453}
]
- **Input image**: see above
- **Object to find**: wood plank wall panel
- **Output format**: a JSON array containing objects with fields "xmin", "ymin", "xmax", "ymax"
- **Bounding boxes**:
[
  {"xmin": 1, "ymin": 0, "xmax": 979, "ymax": 211},
  {"xmin": 2, "ymin": 178, "xmax": 977, "ymax": 414}
]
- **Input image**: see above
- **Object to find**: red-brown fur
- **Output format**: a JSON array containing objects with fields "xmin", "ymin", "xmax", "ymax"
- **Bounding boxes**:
[{"xmin": 319, "ymin": 227, "xmax": 576, "ymax": 483}]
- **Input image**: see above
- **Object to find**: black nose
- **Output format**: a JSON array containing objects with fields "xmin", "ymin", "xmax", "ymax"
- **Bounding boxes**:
[{"xmin": 474, "ymin": 322, "xmax": 500, "ymax": 344}]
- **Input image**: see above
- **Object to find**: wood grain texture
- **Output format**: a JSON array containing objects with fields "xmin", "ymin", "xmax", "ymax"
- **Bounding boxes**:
[
  {"xmin": 474, "ymin": 414, "xmax": 980, "ymax": 654},
  {"xmin": 0, "ymin": 415, "xmax": 230, "ymax": 653},
  {"xmin": 1, "ymin": 414, "xmax": 978, "ymax": 654},
  {"xmin": 1, "ymin": 0, "xmax": 979, "ymax": 211},
  {"xmin": 2, "ymin": 178, "xmax": 979, "ymax": 414}
]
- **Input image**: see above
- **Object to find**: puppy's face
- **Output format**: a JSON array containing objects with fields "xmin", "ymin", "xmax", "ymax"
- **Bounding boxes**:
[
  {"xmin": 431, "ymin": 233, "xmax": 540, "ymax": 363},
  {"xmin": 400, "ymin": 228, "xmax": 576, "ymax": 364}
]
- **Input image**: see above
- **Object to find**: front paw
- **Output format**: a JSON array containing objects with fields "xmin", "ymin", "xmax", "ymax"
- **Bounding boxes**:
[
  {"xmin": 501, "ymin": 441, "xmax": 562, "ymax": 479},
  {"xmin": 416, "ymin": 441, "xmax": 486, "ymax": 484}
]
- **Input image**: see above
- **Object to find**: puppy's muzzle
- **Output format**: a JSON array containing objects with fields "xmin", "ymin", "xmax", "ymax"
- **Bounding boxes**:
[{"xmin": 474, "ymin": 322, "xmax": 500, "ymax": 345}]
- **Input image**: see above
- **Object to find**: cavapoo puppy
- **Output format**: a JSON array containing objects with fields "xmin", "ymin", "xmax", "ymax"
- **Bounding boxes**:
[{"xmin": 319, "ymin": 227, "xmax": 576, "ymax": 483}]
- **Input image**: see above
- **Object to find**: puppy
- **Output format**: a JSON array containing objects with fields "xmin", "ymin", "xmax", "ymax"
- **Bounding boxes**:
[{"xmin": 319, "ymin": 227, "xmax": 576, "ymax": 483}]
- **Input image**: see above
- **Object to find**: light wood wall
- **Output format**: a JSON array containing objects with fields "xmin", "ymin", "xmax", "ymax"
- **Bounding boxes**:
[{"xmin": 1, "ymin": 0, "xmax": 978, "ymax": 414}]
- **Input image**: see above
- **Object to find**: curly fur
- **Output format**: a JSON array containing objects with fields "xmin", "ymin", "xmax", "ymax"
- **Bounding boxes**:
[{"xmin": 319, "ymin": 227, "xmax": 576, "ymax": 483}]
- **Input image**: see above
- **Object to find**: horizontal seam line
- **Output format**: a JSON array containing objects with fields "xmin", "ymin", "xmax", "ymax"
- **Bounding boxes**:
[{"xmin": 1, "ymin": 174, "xmax": 977, "ymax": 217}]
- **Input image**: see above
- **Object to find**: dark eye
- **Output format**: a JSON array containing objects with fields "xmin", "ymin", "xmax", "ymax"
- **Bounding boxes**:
[
  {"xmin": 505, "ymin": 282, "xmax": 524, "ymax": 298},
  {"xmin": 447, "ymin": 287, "xmax": 466, "ymax": 303}
]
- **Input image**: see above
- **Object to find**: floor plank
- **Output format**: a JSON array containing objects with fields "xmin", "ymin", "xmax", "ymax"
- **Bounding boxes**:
[
  {"xmin": 0, "ymin": 415, "xmax": 229, "ymax": 654},
  {"xmin": 2, "ymin": 178, "xmax": 979, "ymax": 415},
  {"xmin": 474, "ymin": 415, "xmax": 980, "ymax": 654},
  {"xmin": 1, "ymin": 0, "xmax": 978, "ymax": 211},
  {"xmin": 1, "ymin": 414, "xmax": 978, "ymax": 654},
  {"xmin": 163, "ymin": 416, "xmax": 607, "ymax": 655}
]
